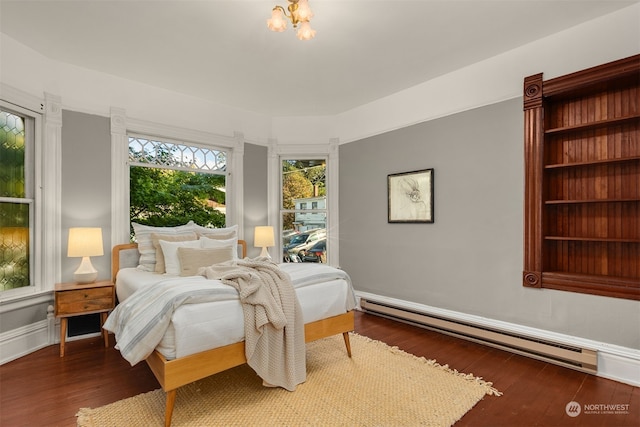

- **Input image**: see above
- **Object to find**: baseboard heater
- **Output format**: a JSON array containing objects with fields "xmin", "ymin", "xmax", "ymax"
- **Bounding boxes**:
[{"xmin": 360, "ymin": 298, "xmax": 597, "ymax": 374}]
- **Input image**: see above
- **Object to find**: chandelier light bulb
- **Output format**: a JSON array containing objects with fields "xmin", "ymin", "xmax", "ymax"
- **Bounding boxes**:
[
  {"xmin": 296, "ymin": 0, "xmax": 313, "ymax": 21},
  {"xmin": 267, "ymin": 7, "xmax": 287, "ymax": 32},
  {"xmin": 296, "ymin": 21, "xmax": 316, "ymax": 40}
]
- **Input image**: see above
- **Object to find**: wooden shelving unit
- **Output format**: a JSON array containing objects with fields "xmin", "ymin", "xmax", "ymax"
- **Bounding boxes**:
[{"xmin": 522, "ymin": 55, "xmax": 639, "ymax": 300}]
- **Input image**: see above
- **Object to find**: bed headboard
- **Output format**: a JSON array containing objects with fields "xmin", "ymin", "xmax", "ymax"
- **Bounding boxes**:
[{"xmin": 111, "ymin": 240, "xmax": 248, "ymax": 282}]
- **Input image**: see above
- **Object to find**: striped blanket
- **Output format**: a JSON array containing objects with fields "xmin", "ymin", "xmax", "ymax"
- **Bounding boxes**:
[{"xmin": 104, "ymin": 262, "xmax": 356, "ymax": 367}]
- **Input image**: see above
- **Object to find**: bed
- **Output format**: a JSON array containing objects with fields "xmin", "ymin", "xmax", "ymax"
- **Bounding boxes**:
[{"xmin": 108, "ymin": 233, "xmax": 356, "ymax": 427}]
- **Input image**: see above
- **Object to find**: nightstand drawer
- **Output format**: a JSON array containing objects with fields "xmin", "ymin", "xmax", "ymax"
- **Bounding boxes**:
[
  {"xmin": 54, "ymin": 280, "xmax": 115, "ymax": 356},
  {"xmin": 56, "ymin": 287, "xmax": 114, "ymax": 316}
]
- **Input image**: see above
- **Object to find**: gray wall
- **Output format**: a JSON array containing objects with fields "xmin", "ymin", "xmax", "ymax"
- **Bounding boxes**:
[
  {"xmin": 61, "ymin": 111, "xmax": 112, "ymax": 282},
  {"xmin": 0, "ymin": 111, "xmax": 113, "ymax": 335},
  {"xmin": 0, "ymin": 300, "xmax": 50, "ymax": 333},
  {"xmin": 243, "ymin": 143, "xmax": 269, "ymax": 258},
  {"xmin": 339, "ymin": 98, "xmax": 640, "ymax": 349}
]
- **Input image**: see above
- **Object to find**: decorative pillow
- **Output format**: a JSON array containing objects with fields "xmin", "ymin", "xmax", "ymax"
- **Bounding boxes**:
[
  {"xmin": 177, "ymin": 246, "xmax": 235, "ymax": 276},
  {"xmin": 197, "ymin": 230, "xmax": 236, "ymax": 240},
  {"xmin": 158, "ymin": 239, "xmax": 202, "ymax": 275},
  {"xmin": 151, "ymin": 232, "xmax": 198, "ymax": 273},
  {"xmin": 132, "ymin": 222, "xmax": 195, "ymax": 272},
  {"xmin": 190, "ymin": 223, "xmax": 238, "ymax": 238},
  {"xmin": 199, "ymin": 236, "xmax": 239, "ymax": 259}
]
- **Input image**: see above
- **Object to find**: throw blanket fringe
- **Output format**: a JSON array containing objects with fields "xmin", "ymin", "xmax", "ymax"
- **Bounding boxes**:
[{"xmin": 200, "ymin": 258, "xmax": 306, "ymax": 391}]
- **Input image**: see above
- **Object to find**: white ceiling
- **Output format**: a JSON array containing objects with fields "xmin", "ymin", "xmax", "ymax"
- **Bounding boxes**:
[{"xmin": 0, "ymin": 1, "xmax": 636, "ymax": 116}]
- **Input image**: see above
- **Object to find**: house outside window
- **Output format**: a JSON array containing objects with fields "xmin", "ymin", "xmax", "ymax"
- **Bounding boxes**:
[{"xmin": 281, "ymin": 159, "xmax": 327, "ymax": 263}]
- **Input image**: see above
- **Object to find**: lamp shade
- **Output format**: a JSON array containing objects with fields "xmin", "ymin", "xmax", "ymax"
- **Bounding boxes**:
[
  {"xmin": 267, "ymin": 8, "xmax": 287, "ymax": 32},
  {"xmin": 296, "ymin": 0, "xmax": 314, "ymax": 21},
  {"xmin": 296, "ymin": 21, "xmax": 316, "ymax": 40},
  {"xmin": 254, "ymin": 226, "xmax": 275, "ymax": 248},
  {"xmin": 67, "ymin": 227, "xmax": 104, "ymax": 257}
]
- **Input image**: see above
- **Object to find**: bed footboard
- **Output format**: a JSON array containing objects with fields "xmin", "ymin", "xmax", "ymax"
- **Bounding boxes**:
[{"xmin": 149, "ymin": 310, "xmax": 355, "ymax": 427}]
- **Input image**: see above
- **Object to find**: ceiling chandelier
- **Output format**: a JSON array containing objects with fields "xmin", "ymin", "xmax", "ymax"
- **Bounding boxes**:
[{"xmin": 267, "ymin": 0, "xmax": 316, "ymax": 41}]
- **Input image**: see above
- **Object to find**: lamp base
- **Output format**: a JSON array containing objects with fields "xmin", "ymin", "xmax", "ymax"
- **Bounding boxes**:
[
  {"xmin": 74, "ymin": 256, "xmax": 98, "ymax": 284},
  {"xmin": 259, "ymin": 247, "xmax": 272, "ymax": 259}
]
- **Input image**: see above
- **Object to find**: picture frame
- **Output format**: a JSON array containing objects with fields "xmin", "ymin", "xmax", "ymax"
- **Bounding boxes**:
[{"xmin": 388, "ymin": 168, "xmax": 434, "ymax": 223}]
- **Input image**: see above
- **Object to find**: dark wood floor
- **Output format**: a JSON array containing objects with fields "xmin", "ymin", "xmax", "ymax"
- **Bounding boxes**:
[{"xmin": 1, "ymin": 310, "xmax": 638, "ymax": 426}]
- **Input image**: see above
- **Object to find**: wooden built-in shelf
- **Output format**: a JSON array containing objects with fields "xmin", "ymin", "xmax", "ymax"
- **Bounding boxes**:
[
  {"xmin": 523, "ymin": 54, "xmax": 640, "ymax": 301},
  {"xmin": 545, "ymin": 114, "xmax": 640, "ymax": 135},
  {"xmin": 544, "ymin": 156, "xmax": 640, "ymax": 169},
  {"xmin": 541, "ymin": 271, "xmax": 640, "ymax": 300},
  {"xmin": 544, "ymin": 236, "xmax": 640, "ymax": 243},
  {"xmin": 545, "ymin": 198, "xmax": 640, "ymax": 204}
]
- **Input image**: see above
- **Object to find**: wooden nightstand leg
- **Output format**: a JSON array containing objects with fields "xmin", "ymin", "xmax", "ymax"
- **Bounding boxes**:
[
  {"xmin": 59, "ymin": 318, "xmax": 67, "ymax": 357},
  {"xmin": 100, "ymin": 312, "xmax": 109, "ymax": 348}
]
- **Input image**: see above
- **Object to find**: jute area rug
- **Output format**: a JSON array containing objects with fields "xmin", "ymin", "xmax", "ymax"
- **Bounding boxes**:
[{"xmin": 77, "ymin": 333, "xmax": 500, "ymax": 426}]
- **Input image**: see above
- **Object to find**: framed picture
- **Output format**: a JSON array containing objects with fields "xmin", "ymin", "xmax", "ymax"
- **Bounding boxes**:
[{"xmin": 388, "ymin": 168, "xmax": 434, "ymax": 223}]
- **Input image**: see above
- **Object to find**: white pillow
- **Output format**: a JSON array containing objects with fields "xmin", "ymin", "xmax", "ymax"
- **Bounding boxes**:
[
  {"xmin": 190, "ymin": 223, "xmax": 238, "ymax": 238},
  {"xmin": 199, "ymin": 236, "xmax": 238, "ymax": 259},
  {"xmin": 151, "ymin": 232, "xmax": 198, "ymax": 273},
  {"xmin": 132, "ymin": 222, "xmax": 195, "ymax": 272},
  {"xmin": 158, "ymin": 239, "xmax": 202, "ymax": 275}
]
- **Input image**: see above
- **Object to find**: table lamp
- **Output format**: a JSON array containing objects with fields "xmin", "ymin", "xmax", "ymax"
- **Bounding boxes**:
[
  {"xmin": 67, "ymin": 227, "xmax": 104, "ymax": 283},
  {"xmin": 254, "ymin": 226, "xmax": 275, "ymax": 259}
]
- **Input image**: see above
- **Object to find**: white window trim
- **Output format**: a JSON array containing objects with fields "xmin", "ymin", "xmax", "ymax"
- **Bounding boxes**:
[
  {"xmin": 268, "ymin": 139, "xmax": 340, "ymax": 266},
  {"xmin": 110, "ymin": 108, "xmax": 245, "ymax": 246},
  {"xmin": 0, "ymin": 85, "xmax": 62, "ymax": 305}
]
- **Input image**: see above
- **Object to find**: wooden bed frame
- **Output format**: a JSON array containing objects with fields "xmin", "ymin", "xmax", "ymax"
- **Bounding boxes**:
[{"xmin": 111, "ymin": 241, "xmax": 354, "ymax": 427}]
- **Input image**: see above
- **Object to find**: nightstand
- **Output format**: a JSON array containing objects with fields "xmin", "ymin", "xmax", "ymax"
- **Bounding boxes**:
[{"xmin": 54, "ymin": 280, "xmax": 115, "ymax": 357}]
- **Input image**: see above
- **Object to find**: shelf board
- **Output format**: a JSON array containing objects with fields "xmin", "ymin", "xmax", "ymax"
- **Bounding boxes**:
[
  {"xmin": 545, "ymin": 236, "xmax": 640, "ymax": 243},
  {"xmin": 545, "ymin": 198, "xmax": 640, "ymax": 204},
  {"xmin": 540, "ymin": 272, "xmax": 640, "ymax": 301},
  {"xmin": 545, "ymin": 114, "xmax": 640, "ymax": 135},
  {"xmin": 544, "ymin": 156, "xmax": 640, "ymax": 169}
]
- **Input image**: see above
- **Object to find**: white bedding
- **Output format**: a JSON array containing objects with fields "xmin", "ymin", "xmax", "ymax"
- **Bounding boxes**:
[{"xmin": 115, "ymin": 263, "xmax": 354, "ymax": 360}]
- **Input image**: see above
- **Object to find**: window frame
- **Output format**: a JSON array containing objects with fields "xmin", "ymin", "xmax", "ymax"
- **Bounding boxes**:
[
  {"xmin": 0, "ymin": 98, "xmax": 48, "ymax": 301},
  {"xmin": 110, "ymin": 111, "xmax": 244, "ymax": 247},
  {"xmin": 269, "ymin": 141, "xmax": 339, "ymax": 266}
]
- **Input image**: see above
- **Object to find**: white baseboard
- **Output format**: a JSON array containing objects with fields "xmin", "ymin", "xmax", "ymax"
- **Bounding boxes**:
[
  {"xmin": 0, "ymin": 319, "xmax": 51, "ymax": 365},
  {"xmin": 355, "ymin": 291, "xmax": 640, "ymax": 387},
  {"xmin": 3, "ymin": 291, "xmax": 638, "ymax": 388},
  {"xmin": 1, "ymin": 316, "xmax": 107, "ymax": 365}
]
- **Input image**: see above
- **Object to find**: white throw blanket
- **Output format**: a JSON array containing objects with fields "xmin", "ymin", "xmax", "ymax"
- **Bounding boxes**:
[{"xmin": 200, "ymin": 258, "xmax": 305, "ymax": 391}]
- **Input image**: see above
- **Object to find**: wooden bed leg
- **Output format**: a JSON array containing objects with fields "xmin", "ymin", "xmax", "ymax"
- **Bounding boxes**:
[
  {"xmin": 342, "ymin": 332, "xmax": 352, "ymax": 357},
  {"xmin": 165, "ymin": 389, "xmax": 177, "ymax": 427}
]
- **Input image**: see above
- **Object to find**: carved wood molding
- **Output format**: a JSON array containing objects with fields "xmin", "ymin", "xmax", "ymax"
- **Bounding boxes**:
[
  {"xmin": 523, "ymin": 271, "xmax": 541, "ymax": 288},
  {"xmin": 523, "ymin": 73, "xmax": 543, "ymax": 110},
  {"xmin": 543, "ymin": 54, "xmax": 640, "ymax": 97}
]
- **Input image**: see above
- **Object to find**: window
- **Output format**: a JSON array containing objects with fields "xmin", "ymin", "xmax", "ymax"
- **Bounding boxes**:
[
  {"xmin": 128, "ymin": 136, "xmax": 228, "ymax": 230},
  {"xmin": 0, "ymin": 107, "xmax": 35, "ymax": 292},
  {"xmin": 281, "ymin": 159, "xmax": 327, "ymax": 263}
]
